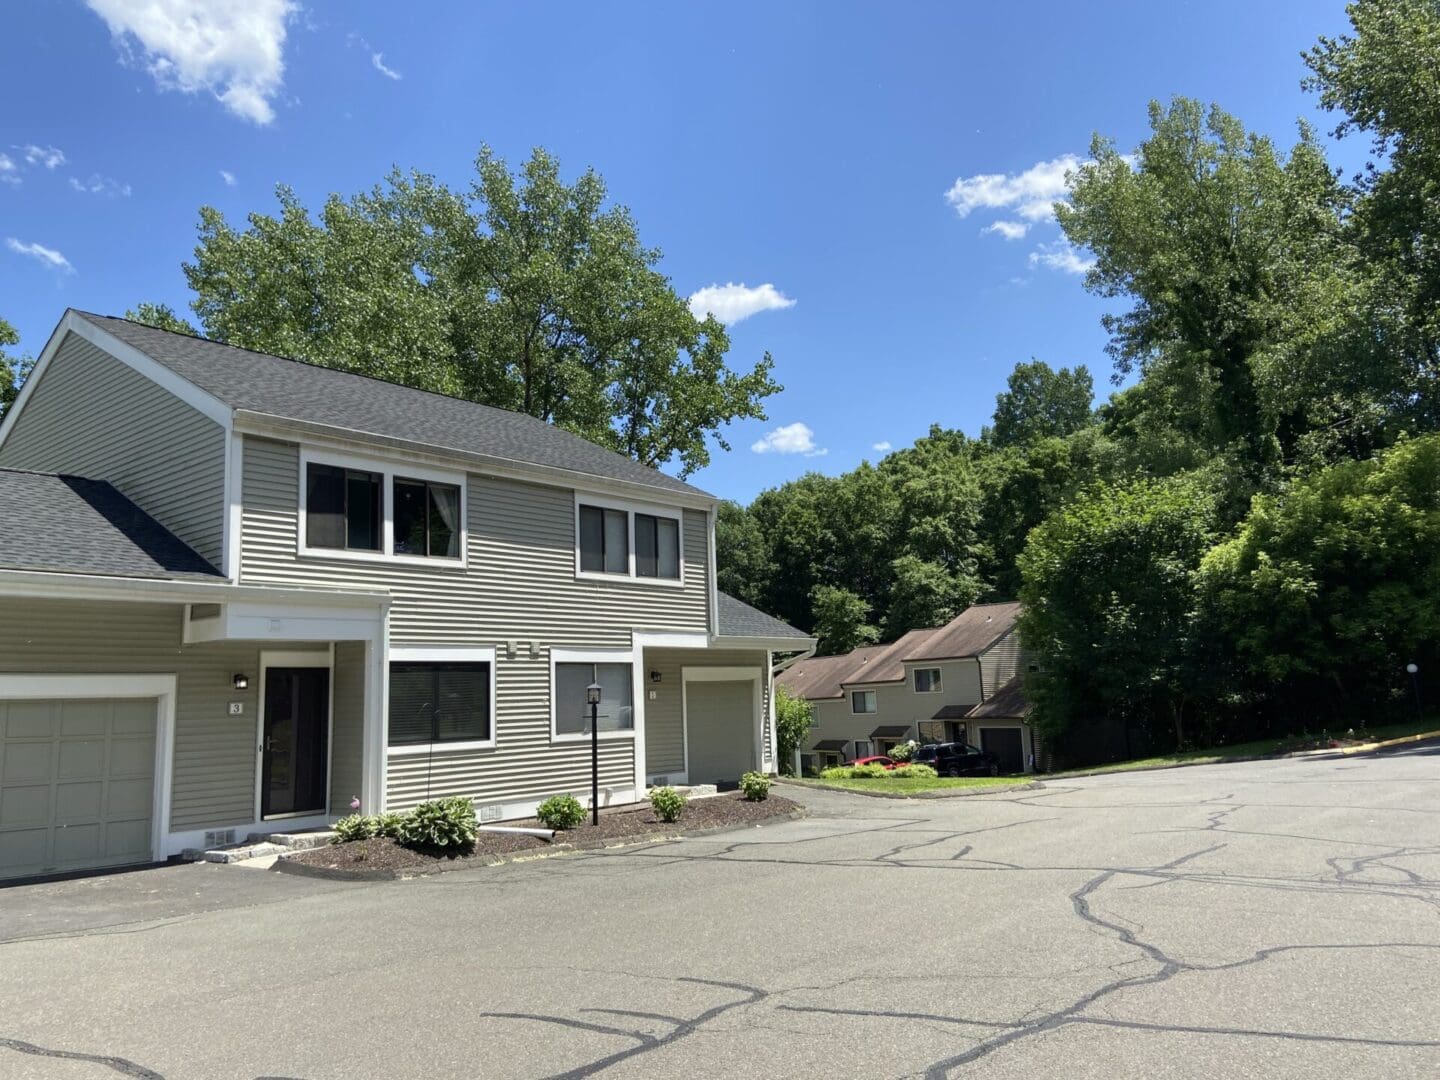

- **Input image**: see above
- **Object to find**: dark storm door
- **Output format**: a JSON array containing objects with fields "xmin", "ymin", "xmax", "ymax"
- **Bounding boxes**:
[
  {"xmin": 261, "ymin": 667, "xmax": 330, "ymax": 817},
  {"xmin": 980, "ymin": 728, "xmax": 1024, "ymax": 774}
]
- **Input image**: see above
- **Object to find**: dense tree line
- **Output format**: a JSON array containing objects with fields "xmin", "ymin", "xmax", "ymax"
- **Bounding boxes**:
[{"xmin": 720, "ymin": 1, "xmax": 1440, "ymax": 764}]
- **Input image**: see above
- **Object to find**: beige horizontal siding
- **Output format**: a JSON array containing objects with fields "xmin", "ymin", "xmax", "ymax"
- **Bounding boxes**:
[
  {"xmin": 240, "ymin": 435, "xmax": 715, "ymax": 810},
  {"xmin": 0, "ymin": 597, "xmax": 331, "ymax": 832},
  {"xmin": 980, "ymin": 631, "xmax": 1022, "ymax": 695},
  {"xmin": 642, "ymin": 648, "xmax": 769, "ymax": 777},
  {"xmin": 0, "ymin": 333, "xmax": 227, "ymax": 566}
]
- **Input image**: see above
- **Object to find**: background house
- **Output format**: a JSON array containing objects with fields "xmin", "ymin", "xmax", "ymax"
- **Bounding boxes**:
[{"xmin": 778, "ymin": 602, "xmax": 1035, "ymax": 774}]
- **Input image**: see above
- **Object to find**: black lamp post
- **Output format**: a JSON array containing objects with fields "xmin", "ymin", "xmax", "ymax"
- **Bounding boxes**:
[
  {"xmin": 586, "ymin": 682, "xmax": 602, "ymax": 826},
  {"xmin": 1406, "ymin": 663, "xmax": 1422, "ymax": 719}
]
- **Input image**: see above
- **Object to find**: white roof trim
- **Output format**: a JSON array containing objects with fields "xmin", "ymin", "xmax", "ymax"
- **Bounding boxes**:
[{"xmin": 0, "ymin": 567, "xmax": 390, "ymax": 608}]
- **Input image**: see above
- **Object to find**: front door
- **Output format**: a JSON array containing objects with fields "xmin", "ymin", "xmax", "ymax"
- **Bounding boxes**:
[{"xmin": 261, "ymin": 667, "xmax": 329, "ymax": 818}]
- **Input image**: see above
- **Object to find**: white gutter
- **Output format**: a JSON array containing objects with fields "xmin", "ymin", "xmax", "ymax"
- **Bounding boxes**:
[
  {"xmin": 0, "ymin": 567, "xmax": 390, "ymax": 610},
  {"xmin": 771, "ymin": 644, "xmax": 817, "ymax": 677}
]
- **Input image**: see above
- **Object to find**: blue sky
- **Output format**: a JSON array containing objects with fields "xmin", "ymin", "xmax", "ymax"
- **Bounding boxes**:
[{"xmin": 1, "ymin": 1, "xmax": 1362, "ymax": 502}]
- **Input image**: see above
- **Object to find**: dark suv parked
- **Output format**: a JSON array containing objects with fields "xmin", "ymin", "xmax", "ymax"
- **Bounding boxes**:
[{"xmin": 913, "ymin": 742, "xmax": 1000, "ymax": 777}]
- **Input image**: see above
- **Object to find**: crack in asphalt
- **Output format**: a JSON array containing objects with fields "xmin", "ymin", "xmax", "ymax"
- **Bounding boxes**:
[{"xmin": 0, "ymin": 1038, "xmax": 166, "ymax": 1078}]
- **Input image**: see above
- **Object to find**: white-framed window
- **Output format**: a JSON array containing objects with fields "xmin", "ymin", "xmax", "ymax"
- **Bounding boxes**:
[
  {"xmin": 299, "ymin": 447, "xmax": 467, "ymax": 567},
  {"xmin": 853, "ymin": 740, "xmax": 872, "ymax": 759},
  {"xmin": 850, "ymin": 689, "xmax": 877, "ymax": 714},
  {"xmin": 913, "ymin": 667, "xmax": 942, "ymax": 694},
  {"xmin": 550, "ymin": 648, "xmax": 636, "ymax": 742},
  {"xmin": 387, "ymin": 646, "xmax": 496, "ymax": 755},
  {"xmin": 574, "ymin": 495, "xmax": 683, "ymax": 585}
]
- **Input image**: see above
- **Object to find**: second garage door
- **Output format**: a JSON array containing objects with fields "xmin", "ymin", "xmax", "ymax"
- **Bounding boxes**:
[
  {"xmin": 685, "ymin": 679, "xmax": 757, "ymax": 785},
  {"xmin": 0, "ymin": 697, "xmax": 158, "ymax": 882}
]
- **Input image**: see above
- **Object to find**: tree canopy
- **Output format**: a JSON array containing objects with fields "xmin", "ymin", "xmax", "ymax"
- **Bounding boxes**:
[
  {"xmin": 0, "ymin": 317, "xmax": 33, "ymax": 422},
  {"xmin": 153, "ymin": 147, "xmax": 779, "ymax": 477}
]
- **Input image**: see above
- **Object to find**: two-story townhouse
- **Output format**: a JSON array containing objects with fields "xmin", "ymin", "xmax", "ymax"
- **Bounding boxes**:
[
  {"xmin": 0, "ymin": 310, "xmax": 813, "ymax": 882},
  {"xmin": 778, "ymin": 602, "xmax": 1034, "ymax": 774}
]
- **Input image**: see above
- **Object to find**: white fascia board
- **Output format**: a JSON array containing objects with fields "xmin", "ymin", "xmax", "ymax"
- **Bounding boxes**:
[
  {"xmin": 711, "ymin": 635, "xmax": 818, "ymax": 652},
  {"xmin": 232, "ymin": 412, "xmax": 719, "ymax": 512},
  {"xmin": 0, "ymin": 568, "xmax": 389, "ymax": 610}
]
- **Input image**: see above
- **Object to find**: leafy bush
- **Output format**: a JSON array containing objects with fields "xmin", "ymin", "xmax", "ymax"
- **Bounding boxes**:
[
  {"xmin": 649, "ymin": 786, "xmax": 687, "ymax": 822},
  {"xmin": 888, "ymin": 740, "xmax": 918, "ymax": 763},
  {"xmin": 536, "ymin": 794, "xmax": 586, "ymax": 830},
  {"xmin": 396, "ymin": 797, "xmax": 477, "ymax": 853},
  {"xmin": 889, "ymin": 763, "xmax": 938, "ymax": 779},
  {"xmin": 818, "ymin": 763, "xmax": 891, "ymax": 780},
  {"xmin": 375, "ymin": 812, "xmax": 407, "ymax": 839},
  {"xmin": 739, "ymin": 771, "xmax": 771, "ymax": 801},
  {"xmin": 774, "ymin": 686, "xmax": 815, "ymax": 776},
  {"xmin": 331, "ymin": 813, "xmax": 377, "ymax": 844}
]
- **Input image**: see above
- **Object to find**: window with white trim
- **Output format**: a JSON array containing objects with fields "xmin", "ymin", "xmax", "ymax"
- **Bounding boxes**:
[
  {"xmin": 300, "ymin": 450, "xmax": 467, "ymax": 565},
  {"xmin": 853, "ymin": 740, "xmax": 871, "ymax": 759},
  {"xmin": 554, "ymin": 662, "xmax": 635, "ymax": 736},
  {"xmin": 575, "ymin": 498, "xmax": 682, "ymax": 582},
  {"xmin": 388, "ymin": 661, "xmax": 491, "ymax": 746},
  {"xmin": 913, "ymin": 667, "xmax": 942, "ymax": 693},
  {"xmin": 851, "ymin": 689, "xmax": 877, "ymax": 714}
]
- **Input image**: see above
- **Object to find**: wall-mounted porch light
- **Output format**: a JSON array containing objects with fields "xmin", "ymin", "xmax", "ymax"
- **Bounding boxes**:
[{"xmin": 233, "ymin": 673, "xmax": 250, "ymax": 691}]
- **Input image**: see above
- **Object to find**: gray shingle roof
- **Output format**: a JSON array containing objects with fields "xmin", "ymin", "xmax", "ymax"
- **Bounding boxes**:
[
  {"xmin": 967, "ymin": 675, "xmax": 1031, "ymax": 719},
  {"xmin": 0, "ymin": 468, "xmax": 223, "ymax": 581},
  {"xmin": 76, "ymin": 312, "xmax": 710, "ymax": 500},
  {"xmin": 716, "ymin": 591, "xmax": 812, "ymax": 642}
]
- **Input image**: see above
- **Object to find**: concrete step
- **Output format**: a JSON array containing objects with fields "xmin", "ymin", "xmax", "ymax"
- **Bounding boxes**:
[
  {"xmin": 247, "ymin": 829, "xmax": 337, "ymax": 850},
  {"xmin": 673, "ymin": 783, "xmax": 720, "ymax": 799},
  {"xmin": 186, "ymin": 841, "xmax": 288, "ymax": 864}
]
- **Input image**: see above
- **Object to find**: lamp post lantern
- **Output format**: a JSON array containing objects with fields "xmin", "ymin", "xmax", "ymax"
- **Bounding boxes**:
[
  {"xmin": 1406, "ymin": 663, "xmax": 1422, "ymax": 719},
  {"xmin": 586, "ymin": 682, "xmax": 602, "ymax": 826}
]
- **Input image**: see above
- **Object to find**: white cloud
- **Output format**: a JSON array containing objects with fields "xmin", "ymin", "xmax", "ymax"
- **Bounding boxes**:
[
  {"xmin": 982, "ymin": 220, "xmax": 1029, "ymax": 241},
  {"xmin": 751, "ymin": 422, "xmax": 827, "ymax": 458},
  {"xmin": 872, "ymin": 441, "xmax": 892, "ymax": 452},
  {"xmin": 85, "ymin": 0, "xmax": 296, "ymax": 125},
  {"xmin": 945, "ymin": 154, "xmax": 1082, "ymax": 223},
  {"xmin": 68, "ymin": 173, "xmax": 132, "ymax": 197},
  {"xmin": 1028, "ymin": 239, "xmax": 1095, "ymax": 276},
  {"xmin": 688, "ymin": 282, "xmax": 796, "ymax": 325},
  {"xmin": 19, "ymin": 144, "xmax": 66, "ymax": 169},
  {"xmin": 371, "ymin": 51, "xmax": 401, "ymax": 80},
  {"xmin": 0, "ymin": 153, "xmax": 16, "ymax": 186},
  {"xmin": 6, "ymin": 238, "xmax": 74, "ymax": 273},
  {"xmin": 220, "ymin": 169, "xmax": 237, "ymax": 186}
]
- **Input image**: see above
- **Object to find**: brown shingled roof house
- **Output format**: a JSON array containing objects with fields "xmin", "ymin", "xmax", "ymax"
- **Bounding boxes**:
[{"xmin": 777, "ymin": 602, "xmax": 1035, "ymax": 775}]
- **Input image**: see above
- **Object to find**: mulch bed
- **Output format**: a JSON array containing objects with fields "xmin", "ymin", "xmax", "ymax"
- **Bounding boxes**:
[{"xmin": 279, "ymin": 791, "xmax": 800, "ymax": 879}]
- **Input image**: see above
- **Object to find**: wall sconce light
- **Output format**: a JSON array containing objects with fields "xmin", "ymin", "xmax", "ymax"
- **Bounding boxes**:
[
  {"xmin": 650, "ymin": 669, "xmax": 662, "ymax": 684},
  {"xmin": 233, "ymin": 673, "xmax": 250, "ymax": 691}
]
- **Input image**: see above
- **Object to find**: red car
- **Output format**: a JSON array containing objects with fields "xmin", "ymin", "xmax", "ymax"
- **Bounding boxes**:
[{"xmin": 848, "ymin": 755, "xmax": 899, "ymax": 770}]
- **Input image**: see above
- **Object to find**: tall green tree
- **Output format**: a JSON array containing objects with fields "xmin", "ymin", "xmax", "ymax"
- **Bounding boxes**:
[
  {"xmin": 1198, "ymin": 435, "xmax": 1440, "ymax": 715},
  {"xmin": 773, "ymin": 685, "xmax": 815, "ymax": 776},
  {"xmin": 809, "ymin": 584, "xmax": 880, "ymax": 656},
  {"xmin": 986, "ymin": 360, "xmax": 1094, "ymax": 448},
  {"xmin": 179, "ymin": 147, "xmax": 779, "ymax": 476},
  {"xmin": 125, "ymin": 303, "xmax": 199, "ymax": 336},
  {"xmin": 0, "ymin": 317, "xmax": 33, "ymax": 422},
  {"xmin": 1018, "ymin": 474, "xmax": 1219, "ymax": 759},
  {"xmin": 1305, "ymin": 0, "xmax": 1440, "ymax": 439},
  {"xmin": 715, "ymin": 500, "xmax": 771, "ymax": 609},
  {"xmin": 1059, "ymin": 99, "xmax": 1349, "ymax": 487}
]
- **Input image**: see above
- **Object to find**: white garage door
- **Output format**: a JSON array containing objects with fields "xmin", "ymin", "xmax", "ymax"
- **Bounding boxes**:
[
  {"xmin": 0, "ymin": 697, "xmax": 158, "ymax": 881},
  {"xmin": 685, "ymin": 679, "xmax": 757, "ymax": 785}
]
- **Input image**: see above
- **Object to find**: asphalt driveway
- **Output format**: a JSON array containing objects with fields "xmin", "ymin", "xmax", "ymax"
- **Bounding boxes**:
[{"xmin": 2, "ymin": 744, "xmax": 1438, "ymax": 1078}]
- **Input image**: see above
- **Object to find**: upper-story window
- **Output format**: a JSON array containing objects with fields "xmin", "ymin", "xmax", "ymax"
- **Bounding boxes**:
[
  {"xmin": 575, "ymin": 497, "xmax": 682, "ymax": 584},
  {"xmin": 913, "ymin": 667, "xmax": 943, "ymax": 693},
  {"xmin": 851, "ymin": 689, "xmax": 877, "ymax": 714},
  {"xmin": 299, "ymin": 449, "xmax": 466, "ymax": 565}
]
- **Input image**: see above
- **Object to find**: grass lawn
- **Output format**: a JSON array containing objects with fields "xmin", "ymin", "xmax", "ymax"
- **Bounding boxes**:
[
  {"xmin": 784, "ymin": 774, "xmax": 1030, "ymax": 795},
  {"xmin": 1045, "ymin": 714, "xmax": 1440, "ymax": 779}
]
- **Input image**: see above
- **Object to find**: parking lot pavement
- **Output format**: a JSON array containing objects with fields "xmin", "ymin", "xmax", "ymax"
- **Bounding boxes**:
[{"xmin": 2, "ymin": 749, "xmax": 1438, "ymax": 1078}]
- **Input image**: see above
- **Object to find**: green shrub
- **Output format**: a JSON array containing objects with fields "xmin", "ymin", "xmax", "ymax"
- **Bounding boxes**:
[
  {"xmin": 375, "ymin": 812, "xmax": 407, "ymax": 839},
  {"xmin": 396, "ymin": 797, "xmax": 477, "ymax": 853},
  {"xmin": 739, "ymin": 771, "xmax": 771, "ymax": 801},
  {"xmin": 536, "ymin": 794, "xmax": 586, "ymax": 830},
  {"xmin": 888, "ymin": 740, "xmax": 918, "ymax": 763},
  {"xmin": 889, "ymin": 763, "xmax": 938, "ymax": 779},
  {"xmin": 649, "ymin": 786, "xmax": 687, "ymax": 822},
  {"xmin": 331, "ymin": 813, "xmax": 377, "ymax": 844},
  {"xmin": 820, "ymin": 766, "xmax": 850, "ymax": 779},
  {"xmin": 850, "ymin": 763, "xmax": 889, "ymax": 779}
]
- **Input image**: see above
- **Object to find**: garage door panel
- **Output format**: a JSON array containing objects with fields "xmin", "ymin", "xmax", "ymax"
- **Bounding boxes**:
[
  {"xmin": 686, "ymin": 679, "xmax": 757, "ymax": 785},
  {"xmin": 61, "ymin": 701, "xmax": 110, "ymax": 736},
  {"xmin": 2, "ymin": 741, "xmax": 54, "ymax": 783},
  {"xmin": 57, "ymin": 738, "xmax": 106, "ymax": 778},
  {"xmin": 3, "ymin": 701, "xmax": 59, "ymax": 739},
  {"xmin": 108, "ymin": 737, "xmax": 156, "ymax": 775},
  {"xmin": 1, "ymin": 782, "xmax": 53, "ymax": 825},
  {"xmin": 107, "ymin": 776, "xmax": 154, "ymax": 816},
  {"xmin": 113, "ymin": 700, "xmax": 158, "ymax": 735},
  {"xmin": 0, "ymin": 696, "xmax": 160, "ymax": 881}
]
